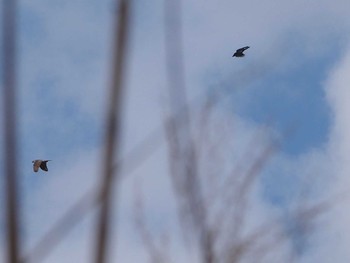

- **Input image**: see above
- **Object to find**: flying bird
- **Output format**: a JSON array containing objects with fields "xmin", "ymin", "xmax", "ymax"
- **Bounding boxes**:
[
  {"xmin": 232, "ymin": 46, "xmax": 250, "ymax": 57},
  {"xmin": 32, "ymin": 159, "xmax": 51, "ymax": 172}
]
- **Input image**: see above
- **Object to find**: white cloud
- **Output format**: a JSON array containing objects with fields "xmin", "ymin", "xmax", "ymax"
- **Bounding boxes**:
[{"xmin": 301, "ymin": 45, "xmax": 350, "ymax": 262}]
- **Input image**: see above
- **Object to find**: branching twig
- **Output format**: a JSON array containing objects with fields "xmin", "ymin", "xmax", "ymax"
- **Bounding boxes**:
[{"xmin": 163, "ymin": 0, "xmax": 215, "ymax": 262}]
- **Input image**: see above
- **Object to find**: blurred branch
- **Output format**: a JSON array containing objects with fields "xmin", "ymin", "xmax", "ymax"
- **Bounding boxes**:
[
  {"xmin": 133, "ymin": 186, "xmax": 170, "ymax": 263},
  {"xmin": 229, "ymin": 138, "xmax": 276, "ymax": 239},
  {"xmin": 221, "ymin": 195, "xmax": 339, "ymax": 263},
  {"xmin": 20, "ymin": 192, "xmax": 97, "ymax": 263},
  {"xmin": 2, "ymin": 0, "xmax": 21, "ymax": 262},
  {"xmin": 213, "ymin": 125, "xmax": 294, "ymax": 246},
  {"xmin": 94, "ymin": 0, "xmax": 131, "ymax": 262},
  {"xmin": 163, "ymin": 0, "xmax": 214, "ymax": 262}
]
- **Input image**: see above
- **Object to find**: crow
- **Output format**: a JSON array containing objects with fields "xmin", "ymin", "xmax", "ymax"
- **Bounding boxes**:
[
  {"xmin": 232, "ymin": 46, "xmax": 250, "ymax": 57},
  {"xmin": 32, "ymin": 159, "xmax": 51, "ymax": 172}
]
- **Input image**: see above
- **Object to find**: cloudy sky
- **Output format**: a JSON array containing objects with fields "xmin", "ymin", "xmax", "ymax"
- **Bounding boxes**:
[{"xmin": 2, "ymin": 0, "xmax": 350, "ymax": 262}]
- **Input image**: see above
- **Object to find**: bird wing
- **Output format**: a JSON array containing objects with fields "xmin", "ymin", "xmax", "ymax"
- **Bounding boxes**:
[
  {"xmin": 236, "ymin": 46, "xmax": 249, "ymax": 53},
  {"xmin": 40, "ymin": 161, "xmax": 49, "ymax": 171},
  {"xmin": 33, "ymin": 160, "xmax": 41, "ymax": 172}
]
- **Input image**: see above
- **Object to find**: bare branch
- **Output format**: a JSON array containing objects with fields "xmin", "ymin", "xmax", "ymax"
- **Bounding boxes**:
[
  {"xmin": 2, "ymin": 0, "xmax": 21, "ymax": 261},
  {"xmin": 94, "ymin": 0, "xmax": 131, "ymax": 262},
  {"xmin": 163, "ymin": 0, "xmax": 215, "ymax": 262},
  {"xmin": 133, "ymin": 186, "xmax": 170, "ymax": 263}
]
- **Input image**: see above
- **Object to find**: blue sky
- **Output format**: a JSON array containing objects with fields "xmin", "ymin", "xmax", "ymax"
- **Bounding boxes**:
[
  {"xmin": 2, "ymin": 0, "xmax": 350, "ymax": 262},
  {"xmin": 232, "ymin": 52, "xmax": 334, "ymax": 155}
]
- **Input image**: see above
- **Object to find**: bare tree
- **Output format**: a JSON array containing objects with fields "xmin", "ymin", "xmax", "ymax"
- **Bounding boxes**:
[
  {"xmin": 2, "ymin": 0, "xmax": 343, "ymax": 263},
  {"xmin": 128, "ymin": 1, "xmax": 336, "ymax": 263}
]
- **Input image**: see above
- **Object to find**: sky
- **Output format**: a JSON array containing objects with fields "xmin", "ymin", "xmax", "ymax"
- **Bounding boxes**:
[{"xmin": 2, "ymin": 0, "xmax": 350, "ymax": 262}]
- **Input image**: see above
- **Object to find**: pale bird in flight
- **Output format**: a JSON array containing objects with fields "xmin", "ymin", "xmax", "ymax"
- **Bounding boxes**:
[
  {"xmin": 32, "ymin": 160, "xmax": 51, "ymax": 172},
  {"xmin": 232, "ymin": 46, "xmax": 250, "ymax": 57}
]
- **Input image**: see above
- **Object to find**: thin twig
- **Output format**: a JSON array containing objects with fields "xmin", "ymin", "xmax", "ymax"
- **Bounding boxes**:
[{"xmin": 133, "ymin": 186, "xmax": 170, "ymax": 263}]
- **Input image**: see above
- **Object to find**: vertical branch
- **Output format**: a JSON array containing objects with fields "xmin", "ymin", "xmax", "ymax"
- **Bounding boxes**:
[
  {"xmin": 163, "ymin": 1, "xmax": 214, "ymax": 262},
  {"xmin": 94, "ymin": 0, "xmax": 130, "ymax": 262},
  {"xmin": 163, "ymin": 0, "xmax": 187, "ymax": 113},
  {"xmin": 2, "ymin": 0, "xmax": 21, "ymax": 262}
]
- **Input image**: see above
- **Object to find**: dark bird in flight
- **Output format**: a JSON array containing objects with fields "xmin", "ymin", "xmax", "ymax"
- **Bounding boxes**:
[
  {"xmin": 232, "ymin": 46, "xmax": 250, "ymax": 57},
  {"xmin": 32, "ymin": 159, "xmax": 51, "ymax": 172}
]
